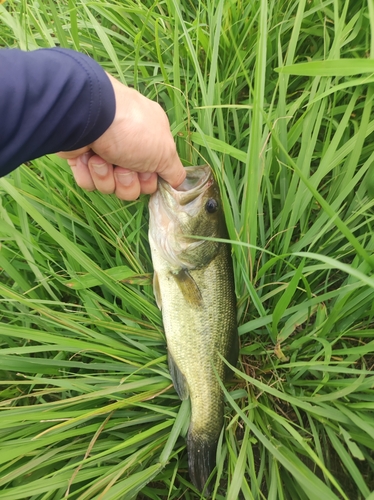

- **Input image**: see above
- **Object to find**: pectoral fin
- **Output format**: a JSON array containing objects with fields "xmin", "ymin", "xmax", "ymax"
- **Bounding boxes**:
[
  {"xmin": 153, "ymin": 271, "xmax": 162, "ymax": 310},
  {"xmin": 173, "ymin": 268, "xmax": 203, "ymax": 308},
  {"xmin": 168, "ymin": 351, "xmax": 189, "ymax": 400}
]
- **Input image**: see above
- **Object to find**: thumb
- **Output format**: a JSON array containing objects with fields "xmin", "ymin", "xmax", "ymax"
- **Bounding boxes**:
[
  {"xmin": 157, "ymin": 154, "xmax": 186, "ymax": 188},
  {"xmin": 57, "ymin": 146, "xmax": 91, "ymax": 159}
]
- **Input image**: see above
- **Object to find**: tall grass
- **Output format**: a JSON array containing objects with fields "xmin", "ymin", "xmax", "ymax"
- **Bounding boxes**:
[{"xmin": 1, "ymin": 0, "xmax": 374, "ymax": 498}]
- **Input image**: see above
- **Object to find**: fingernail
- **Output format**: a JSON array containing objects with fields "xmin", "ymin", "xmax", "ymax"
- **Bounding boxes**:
[
  {"xmin": 92, "ymin": 161, "xmax": 109, "ymax": 176},
  {"xmin": 139, "ymin": 173, "xmax": 153, "ymax": 182},
  {"xmin": 117, "ymin": 171, "xmax": 135, "ymax": 186}
]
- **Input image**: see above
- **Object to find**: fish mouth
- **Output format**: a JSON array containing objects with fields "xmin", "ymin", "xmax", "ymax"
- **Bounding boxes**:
[{"xmin": 160, "ymin": 165, "xmax": 213, "ymax": 206}]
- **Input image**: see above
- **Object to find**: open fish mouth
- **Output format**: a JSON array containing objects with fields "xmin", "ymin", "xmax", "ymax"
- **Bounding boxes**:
[
  {"xmin": 176, "ymin": 165, "xmax": 212, "ymax": 192},
  {"xmin": 160, "ymin": 165, "xmax": 213, "ymax": 206}
]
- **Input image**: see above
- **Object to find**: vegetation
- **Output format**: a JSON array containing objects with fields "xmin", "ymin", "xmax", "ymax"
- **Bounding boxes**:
[{"xmin": 1, "ymin": 0, "xmax": 374, "ymax": 498}]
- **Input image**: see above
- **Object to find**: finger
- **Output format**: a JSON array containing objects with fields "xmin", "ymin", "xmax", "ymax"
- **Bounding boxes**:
[
  {"xmin": 57, "ymin": 146, "xmax": 91, "ymax": 159},
  {"xmin": 138, "ymin": 172, "xmax": 158, "ymax": 195},
  {"xmin": 157, "ymin": 148, "xmax": 186, "ymax": 188},
  {"xmin": 69, "ymin": 152, "xmax": 95, "ymax": 191},
  {"xmin": 114, "ymin": 167, "xmax": 141, "ymax": 201},
  {"xmin": 87, "ymin": 155, "xmax": 115, "ymax": 195}
]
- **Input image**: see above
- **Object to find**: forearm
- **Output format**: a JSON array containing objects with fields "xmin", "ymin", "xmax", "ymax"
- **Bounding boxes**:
[{"xmin": 0, "ymin": 48, "xmax": 115, "ymax": 176}]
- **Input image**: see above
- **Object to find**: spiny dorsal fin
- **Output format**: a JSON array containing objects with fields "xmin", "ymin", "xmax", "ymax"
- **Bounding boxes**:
[{"xmin": 224, "ymin": 329, "xmax": 239, "ymax": 380}]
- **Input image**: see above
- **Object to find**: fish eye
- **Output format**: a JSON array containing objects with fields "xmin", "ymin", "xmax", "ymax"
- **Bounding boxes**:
[{"xmin": 205, "ymin": 198, "xmax": 219, "ymax": 214}]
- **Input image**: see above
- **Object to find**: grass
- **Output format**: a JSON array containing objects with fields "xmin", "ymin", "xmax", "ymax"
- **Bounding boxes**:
[{"xmin": 1, "ymin": 0, "xmax": 374, "ymax": 498}]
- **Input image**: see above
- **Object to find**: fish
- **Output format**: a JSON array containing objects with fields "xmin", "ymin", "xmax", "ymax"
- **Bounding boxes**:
[{"xmin": 148, "ymin": 164, "xmax": 238, "ymax": 493}]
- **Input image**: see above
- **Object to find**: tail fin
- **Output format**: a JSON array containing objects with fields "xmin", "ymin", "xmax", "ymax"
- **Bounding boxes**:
[{"xmin": 187, "ymin": 430, "xmax": 218, "ymax": 494}]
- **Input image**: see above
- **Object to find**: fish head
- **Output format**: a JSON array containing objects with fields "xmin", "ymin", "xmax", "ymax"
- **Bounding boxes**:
[{"xmin": 149, "ymin": 165, "xmax": 227, "ymax": 270}]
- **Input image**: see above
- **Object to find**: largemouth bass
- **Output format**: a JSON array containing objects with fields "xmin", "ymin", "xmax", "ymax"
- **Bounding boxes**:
[{"xmin": 148, "ymin": 165, "xmax": 238, "ymax": 492}]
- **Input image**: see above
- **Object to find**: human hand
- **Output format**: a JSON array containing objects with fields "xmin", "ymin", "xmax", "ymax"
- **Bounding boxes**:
[{"xmin": 57, "ymin": 73, "xmax": 185, "ymax": 200}]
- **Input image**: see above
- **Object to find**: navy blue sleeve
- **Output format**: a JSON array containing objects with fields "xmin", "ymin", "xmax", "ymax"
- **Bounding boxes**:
[{"xmin": 0, "ymin": 48, "xmax": 116, "ymax": 177}]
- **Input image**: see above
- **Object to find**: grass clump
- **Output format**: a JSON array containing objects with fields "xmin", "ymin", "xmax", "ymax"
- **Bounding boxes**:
[{"xmin": 1, "ymin": 0, "xmax": 374, "ymax": 498}]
